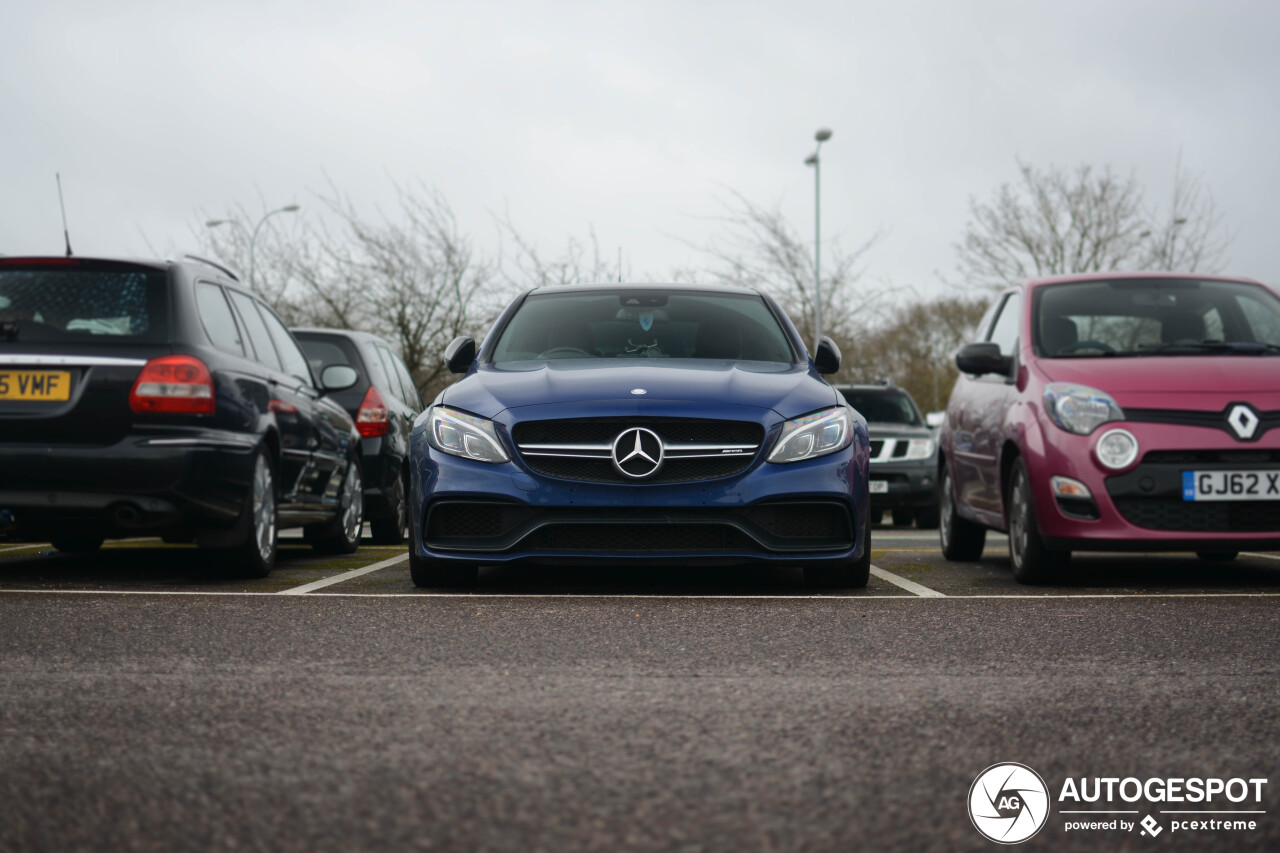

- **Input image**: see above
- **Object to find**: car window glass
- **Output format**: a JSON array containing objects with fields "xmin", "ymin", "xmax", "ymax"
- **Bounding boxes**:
[
  {"xmin": 258, "ymin": 305, "xmax": 315, "ymax": 386},
  {"xmin": 226, "ymin": 290, "xmax": 281, "ymax": 371},
  {"xmin": 391, "ymin": 353, "xmax": 423, "ymax": 409},
  {"xmin": 491, "ymin": 291, "xmax": 796, "ymax": 364},
  {"xmin": 297, "ymin": 338, "xmax": 352, "ymax": 377},
  {"xmin": 0, "ymin": 262, "xmax": 169, "ymax": 343},
  {"xmin": 195, "ymin": 282, "xmax": 244, "ymax": 356},
  {"xmin": 839, "ymin": 391, "xmax": 921, "ymax": 425},
  {"xmin": 360, "ymin": 341, "xmax": 392, "ymax": 389},
  {"xmin": 374, "ymin": 345, "xmax": 409, "ymax": 406},
  {"xmin": 1237, "ymin": 293, "xmax": 1280, "ymax": 345},
  {"xmin": 986, "ymin": 293, "xmax": 1021, "ymax": 356}
]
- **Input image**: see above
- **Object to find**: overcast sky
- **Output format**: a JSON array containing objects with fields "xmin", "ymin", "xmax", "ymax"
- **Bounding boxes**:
[{"xmin": 4, "ymin": 0, "xmax": 1278, "ymax": 299}]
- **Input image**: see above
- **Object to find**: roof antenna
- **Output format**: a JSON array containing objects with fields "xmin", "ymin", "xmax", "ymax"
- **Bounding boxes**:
[{"xmin": 56, "ymin": 173, "xmax": 73, "ymax": 257}]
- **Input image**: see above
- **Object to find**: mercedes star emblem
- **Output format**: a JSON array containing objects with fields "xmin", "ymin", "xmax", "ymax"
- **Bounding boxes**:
[{"xmin": 611, "ymin": 427, "xmax": 664, "ymax": 479}]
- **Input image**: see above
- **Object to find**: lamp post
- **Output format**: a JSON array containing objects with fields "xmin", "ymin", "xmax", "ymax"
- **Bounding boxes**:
[
  {"xmin": 805, "ymin": 128, "xmax": 832, "ymax": 354},
  {"xmin": 206, "ymin": 204, "xmax": 300, "ymax": 290}
]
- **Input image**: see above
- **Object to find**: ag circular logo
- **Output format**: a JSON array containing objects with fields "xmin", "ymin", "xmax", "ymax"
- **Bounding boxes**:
[
  {"xmin": 968, "ymin": 763, "xmax": 1050, "ymax": 844},
  {"xmin": 611, "ymin": 427, "xmax": 663, "ymax": 479}
]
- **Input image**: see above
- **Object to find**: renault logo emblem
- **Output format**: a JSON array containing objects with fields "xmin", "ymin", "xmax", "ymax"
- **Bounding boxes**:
[
  {"xmin": 612, "ymin": 427, "xmax": 664, "ymax": 479},
  {"xmin": 1227, "ymin": 403, "xmax": 1260, "ymax": 440}
]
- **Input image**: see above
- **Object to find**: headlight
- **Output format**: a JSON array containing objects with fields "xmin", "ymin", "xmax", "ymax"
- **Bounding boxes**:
[
  {"xmin": 1044, "ymin": 383, "xmax": 1124, "ymax": 435},
  {"xmin": 426, "ymin": 406, "xmax": 509, "ymax": 463},
  {"xmin": 768, "ymin": 407, "xmax": 853, "ymax": 464},
  {"xmin": 903, "ymin": 438, "xmax": 935, "ymax": 460},
  {"xmin": 1095, "ymin": 428, "xmax": 1139, "ymax": 470}
]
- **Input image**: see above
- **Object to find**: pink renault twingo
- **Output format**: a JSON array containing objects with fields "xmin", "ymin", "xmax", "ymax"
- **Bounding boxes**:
[{"xmin": 938, "ymin": 272, "xmax": 1280, "ymax": 583}]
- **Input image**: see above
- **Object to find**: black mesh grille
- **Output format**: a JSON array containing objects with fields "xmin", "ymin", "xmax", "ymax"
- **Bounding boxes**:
[
  {"xmin": 742, "ymin": 503, "xmax": 851, "ymax": 539},
  {"xmin": 514, "ymin": 417, "xmax": 763, "ymax": 446},
  {"xmin": 869, "ymin": 440, "xmax": 885, "ymax": 458},
  {"xmin": 514, "ymin": 417, "xmax": 764, "ymax": 484},
  {"xmin": 524, "ymin": 524, "xmax": 756, "ymax": 552},
  {"xmin": 1113, "ymin": 499, "xmax": 1280, "ymax": 533},
  {"xmin": 1142, "ymin": 450, "xmax": 1280, "ymax": 465},
  {"xmin": 427, "ymin": 503, "xmax": 532, "ymax": 540},
  {"xmin": 526, "ymin": 455, "xmax": 752, "ymax": 484}
]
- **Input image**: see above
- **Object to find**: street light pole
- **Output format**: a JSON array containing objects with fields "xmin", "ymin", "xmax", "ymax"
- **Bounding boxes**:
[
  {"xmin": 206, "ymin": 204, "xmax": 300, "ymax": 290},
  {"xmin": 805, "ymin": 128, "xmax": 832, "ymax": 354}
]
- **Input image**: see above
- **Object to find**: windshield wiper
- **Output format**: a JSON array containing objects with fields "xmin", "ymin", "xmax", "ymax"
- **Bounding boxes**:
[{"xmin": 1130, "ymin": 341, "xmax": 1280, "ymax": 356}]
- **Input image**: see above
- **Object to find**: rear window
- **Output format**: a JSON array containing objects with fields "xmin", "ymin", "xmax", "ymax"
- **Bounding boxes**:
[
  {"xmin": 491, "ymin": 290, "xmax": 797, "ymax": 364},
  {"xmin": 839, "ymin": 390, "xmax": 922, "ymax": 425},
  {"xmin": 0, "ymin": 260, "xmax": 169, "ymax": 343},
  {"xmin": 296, "ymin": 334, "xmax": 368, "ymax": 382}
]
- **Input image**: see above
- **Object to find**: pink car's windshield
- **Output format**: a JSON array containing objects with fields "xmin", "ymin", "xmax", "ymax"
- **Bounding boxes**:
[{"xmin": 1035, "ymin": 278, "xmax": 1280, "ymax": 357}]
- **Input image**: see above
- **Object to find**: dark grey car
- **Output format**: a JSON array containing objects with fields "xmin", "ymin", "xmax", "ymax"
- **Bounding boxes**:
[
  {"xmin": 835, "ymin": 383, "xmax": 940, "ymax": 528},
  {"xmin": 294, "ymin": 329, "xmax": 423, "ymax": 544}
]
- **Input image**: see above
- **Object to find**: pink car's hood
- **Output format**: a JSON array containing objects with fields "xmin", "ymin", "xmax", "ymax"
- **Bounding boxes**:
[{"xmin": 1038, "ymin": 356, "xmax": 1280, "ymax": 408}]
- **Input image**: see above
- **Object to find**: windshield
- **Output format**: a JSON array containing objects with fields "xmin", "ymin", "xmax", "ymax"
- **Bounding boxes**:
[
  {"xmin": 0, "ymin": 261, "xmax": 169, "ymax": 344},
  {"xmin": 839, "ymin": 390, "xmax": 922, "ymax": 425},
  {"xmin": 1035, "ymin": 278, "xmax": 1280, "ymax": 357},
  {"xmin": 490, "ymin": 290, "xmax": 797, "ymax": 364}
]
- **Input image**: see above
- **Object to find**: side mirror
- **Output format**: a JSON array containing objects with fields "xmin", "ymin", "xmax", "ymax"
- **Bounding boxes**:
[
  {"xmin": 320, "ymin": 364, "xmax": 359, "ymax": 392},
  {"xmin": 955, "ymin": 342, "xmax": 1013, "ymax": 378},
  {"xmin": 444, "ymin": 336, "xmax": 476, "ymax": 374},
  {"xmin": 925, "ymin": 411, "xmax": 945, "ymax": 429},
  {"xmin": 814, "ymin": 336, "xmax": 842, "ymax": 375}
]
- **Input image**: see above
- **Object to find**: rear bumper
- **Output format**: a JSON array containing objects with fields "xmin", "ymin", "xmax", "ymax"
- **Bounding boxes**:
[{"xmin": 0, "ymin": 431, "xmax": 258, "ymax": 540}]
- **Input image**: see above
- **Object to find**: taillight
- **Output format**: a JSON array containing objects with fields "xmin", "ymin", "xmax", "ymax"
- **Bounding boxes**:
[
  {"xmin": 356, "ymin": 385, "xmax": 389, "ymax": 437},
  {"xmin": 129, "ymin": 355, "xmax": 215, "ymax": 415}
]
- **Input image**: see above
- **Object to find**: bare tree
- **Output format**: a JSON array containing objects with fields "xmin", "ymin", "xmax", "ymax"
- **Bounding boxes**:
[
  {"xmin": 199, "ymin": 182, "xmax": 504, "ymax": 401},
  {"xmin": 954, "ymin": 158, "xmax": 1231, "ymax": 290},
  {"xmin": 497, "ymin": 212, "xmax": 619, "ymax": 288},
  {"xmin": 679, "ymin": 190, "xmax": 886, "ymax": 346},
  {"xmin": 840, "ymin": 294, "xmax": 991, "ymax": 412}
]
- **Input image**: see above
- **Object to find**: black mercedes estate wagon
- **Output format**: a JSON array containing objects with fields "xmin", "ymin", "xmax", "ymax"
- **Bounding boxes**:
[{"xmin": 0, "ymin": 255, "xmax": 365, "ymax": 575}]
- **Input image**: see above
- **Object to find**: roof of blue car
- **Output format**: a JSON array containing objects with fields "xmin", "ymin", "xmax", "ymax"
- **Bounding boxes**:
[{"xmin": 528, "ymin": 282, "xmax": 761, "ymax": 296}]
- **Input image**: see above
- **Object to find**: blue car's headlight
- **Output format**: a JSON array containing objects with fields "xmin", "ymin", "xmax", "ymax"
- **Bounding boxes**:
[
  {"xmin": 426, "ymin": 406, "xmax": 509, "ymax": 463},
  {"xmin": 768, "ymin": 407, "xmax": 853, "ymax": 464},
  {"xmin": 1043, "ymin": 383, "xmax": 1124, "ymax": 435}
]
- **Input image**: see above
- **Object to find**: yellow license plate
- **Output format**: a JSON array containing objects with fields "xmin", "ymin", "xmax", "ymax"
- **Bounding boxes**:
[{"xmin": 0, "ymin": 370, "xmax": 72, "ymax": 401}]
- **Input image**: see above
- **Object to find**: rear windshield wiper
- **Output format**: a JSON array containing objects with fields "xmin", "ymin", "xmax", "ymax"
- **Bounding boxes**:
[
  {"xmin": 0, "ymin": 321, "xmax": 18, "ymax": 341},
  {"xmin": 1130, "ymin": 341, "xmax": 1280, "ymax": 355}
]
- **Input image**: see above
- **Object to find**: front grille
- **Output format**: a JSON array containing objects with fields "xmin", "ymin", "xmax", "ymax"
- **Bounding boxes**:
[
  {"xmin": 423, "ymin": 501, "xmax": 854, "ymax": 553},
  {"xmin": 513, "ymin": 417, "xmax": 765, "ymax": 484},
  {"xmin": 524, "ymin": 524, "xmax": 756, "ymax": 552},
  {"xmin": 1143, "ymin": 450, "xmax": 1280, "ymax": 465},
  {"xmin": 1127, "ymin": 407, "xmax": 1280, "ymax": 442},
  {"xmin": 527, "ymin": 455, "xmax": 752, "ymax": 484},
  {"xmin": 1113, "ymin": 499, "xmax": 1280, "ymax": 533}
]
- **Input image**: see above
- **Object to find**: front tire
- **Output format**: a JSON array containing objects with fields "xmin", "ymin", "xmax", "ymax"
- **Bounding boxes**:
[
  {"xmin": 308, "ymin": 458, "xmax": 365, "ymax": 555},
  {"xmin": 409, "ymin": 550, "xmax": 479, "ymax": 588},
  {"xmin": 50, "ymin": 536, "xmax": 105, "ymax": 554},
  {"xmin": 370, "ymin": 470, "xmax": 408, "ymax": 545},
  {"xmin": 804, "ymin": 524, "xmax": 871, "ymax": 589},
  {"xmin": 1007, "ymin": 458, "xmax": 1070, "ymax": 584},
  {"xmin": 939, "ymin": 464, "xmax": 985, "ymax": 561}
]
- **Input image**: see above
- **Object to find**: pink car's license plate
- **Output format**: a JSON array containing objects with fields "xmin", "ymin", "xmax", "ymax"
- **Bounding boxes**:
[{"xmin": 1183, "ymin": 470, "xmax": 1280, "ymax": 502}]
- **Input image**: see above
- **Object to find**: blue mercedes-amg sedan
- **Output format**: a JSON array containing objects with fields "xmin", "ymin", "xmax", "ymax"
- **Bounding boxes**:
[{"xmin": 408, "ymin": 284, "xmax": 871, "ymax": 588}]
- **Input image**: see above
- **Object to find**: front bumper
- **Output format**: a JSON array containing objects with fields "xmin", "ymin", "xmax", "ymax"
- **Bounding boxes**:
[
  {"xmin": 0, "ymin": 429, "xmax": 258, "ymax": 540},
  {"xmin": 1028, "ymin": 416, "xmax": 1280, "ymax": 551},
  {"xmin": 410, "ymin": 433, "xmax": 868, "ymax": 566},
  {"xmin": 867, "ymin": 461, "xmax": 938, "ymax": 510}
]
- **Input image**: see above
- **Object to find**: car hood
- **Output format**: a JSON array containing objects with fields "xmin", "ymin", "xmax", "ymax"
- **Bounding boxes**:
[
  {"xmin": 442, "ymin": 360, "xmax": 838, "ymax": 420},
  {"xmin": 1039, "ymin": 356, "xmax": 1280, "ymax": 394}
]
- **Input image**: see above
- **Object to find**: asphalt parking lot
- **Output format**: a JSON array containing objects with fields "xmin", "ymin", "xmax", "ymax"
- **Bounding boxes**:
[{"xmin": 2, "ymin": 528, "xmax": 1278, "ymax": 851}]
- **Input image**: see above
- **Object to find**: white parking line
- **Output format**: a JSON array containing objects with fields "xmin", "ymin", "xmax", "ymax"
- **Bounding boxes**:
[
  {"xmin": 1243, "ymin": 552, "xmax": 1280, "ymax": 561},
  {"xmin": 869, "ymin": 565, "xmax": 946, "ymax": 598},
  {"xmin": 2, "ymin": 589, "xmax": 1280, "ymax": 600},
  {"xmin": 0, "ymin": 543, "xmax": 48, "ymax": 554},
  {"xmin": 277, "ymin": 553, "xmax": 409, "ymax": 595}
]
